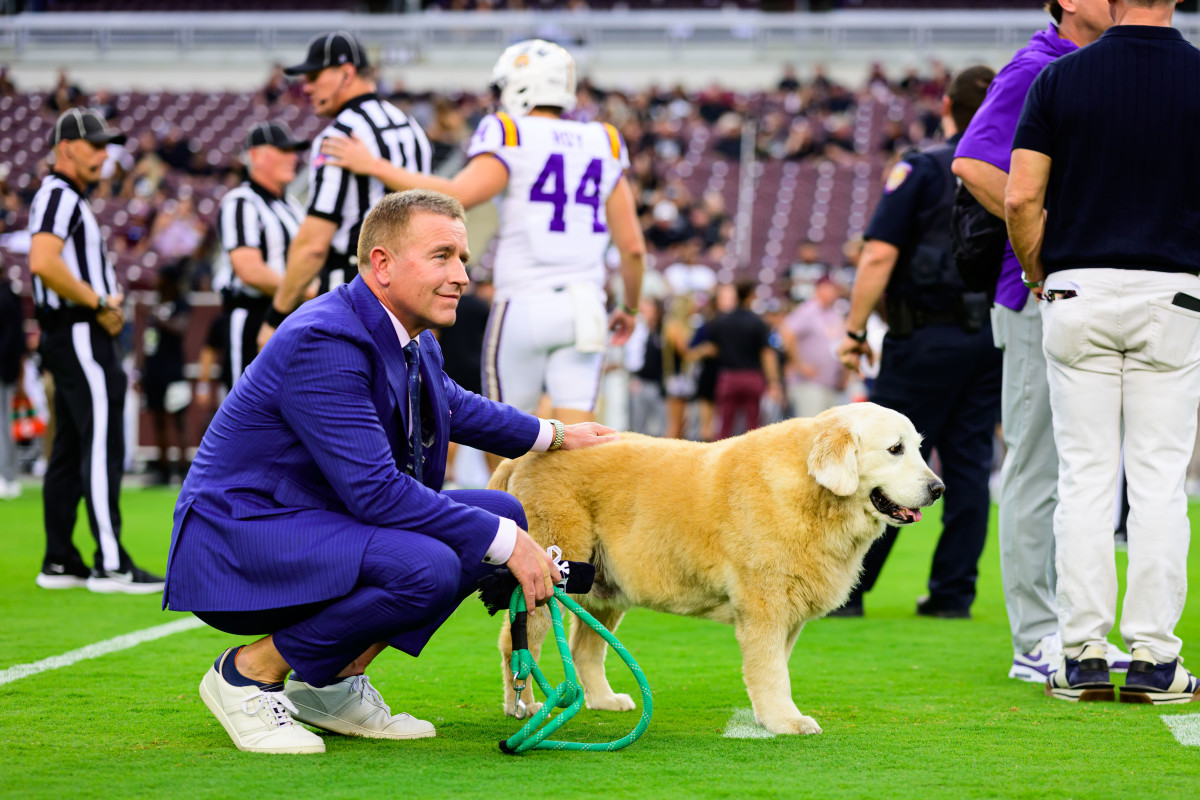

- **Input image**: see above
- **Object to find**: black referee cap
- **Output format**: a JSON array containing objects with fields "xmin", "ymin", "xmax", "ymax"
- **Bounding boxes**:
[
  {"xmin": 50, "ymin": 108, "xmax": 127, "ymax": 147},
  {"xmin": 245, "ymin": 121, "xmax": 310, "ymax": 152},
  {"xmin": 283, "ymin": 31, "xmax": 368, "ymax": 76}
]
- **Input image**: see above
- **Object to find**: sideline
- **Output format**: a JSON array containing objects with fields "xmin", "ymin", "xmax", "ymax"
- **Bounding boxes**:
[
  {"xmin": 1162, "ymin": 713, "xmax": 1200, "ymax": 747},
  {"xmin": 0, "ymin": 617, "xmax": 205, "ymax": 687}
]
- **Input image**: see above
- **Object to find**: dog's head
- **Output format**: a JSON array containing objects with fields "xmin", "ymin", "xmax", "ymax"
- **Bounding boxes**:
[{"xmin": 807, "ymin": 403, "xmax": 944, "ymax": 525}]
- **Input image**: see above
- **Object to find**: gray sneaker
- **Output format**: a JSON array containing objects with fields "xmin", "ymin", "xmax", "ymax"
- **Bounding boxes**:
[{"xmin": 285, "ymin": 675, "xmax": 435, "ymax": 739}]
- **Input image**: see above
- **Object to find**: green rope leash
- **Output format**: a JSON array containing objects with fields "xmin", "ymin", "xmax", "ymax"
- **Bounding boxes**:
[{"xmin": 500, "ymin": 586, "xmax": 653, "ymax": 754}]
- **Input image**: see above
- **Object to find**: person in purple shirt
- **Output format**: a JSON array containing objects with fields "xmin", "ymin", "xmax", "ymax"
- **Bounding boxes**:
[{"xmin": 952, "ymin": 0, "xmax": 1127, "ymax": 685}]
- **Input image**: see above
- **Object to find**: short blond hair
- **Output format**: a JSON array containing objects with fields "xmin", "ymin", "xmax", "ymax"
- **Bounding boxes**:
[{"xmin": 356, "ymin": 189, "xmax": 466, "ymax": 272}]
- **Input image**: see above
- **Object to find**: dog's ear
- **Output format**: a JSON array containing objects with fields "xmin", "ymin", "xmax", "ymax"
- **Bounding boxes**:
[{"xmin": 808, "ymin": 421, "xmax": 860, "ymax": 496}]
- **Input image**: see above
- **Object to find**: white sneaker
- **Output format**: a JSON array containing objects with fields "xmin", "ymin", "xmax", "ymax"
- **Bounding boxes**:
[
  {"xmin": 1009, "ymin": 632, "xmax": 1062, "ymax": 683},
  {"xmin": 0, "ymin": 478, "xmax": 21, "ymax": 500},
  {"xmin": 198, "ymin": 650, "xmax": 325, "ymax": 754},
  {"xmin": 285, "ymin": 675, "xmax": 435, "ymax": 740},
  {"xmin": 86, "ymin": 566, "xmax": 165, "ymax": 594}
]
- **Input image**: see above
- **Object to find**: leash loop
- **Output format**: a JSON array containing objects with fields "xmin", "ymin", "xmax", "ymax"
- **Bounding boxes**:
[{"xmin": 500, "ymin": 586, "xmax": 653, "ymax": 754}]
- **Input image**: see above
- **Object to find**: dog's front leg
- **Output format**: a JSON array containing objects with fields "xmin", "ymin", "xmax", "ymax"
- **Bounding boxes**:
[
  {"xmin": 734, "ymin": 616, "xmax": 822, "ymax": 735},
  {"xmin": 498, "ymin": 609, "xmax": 552, "ymax": 718}
]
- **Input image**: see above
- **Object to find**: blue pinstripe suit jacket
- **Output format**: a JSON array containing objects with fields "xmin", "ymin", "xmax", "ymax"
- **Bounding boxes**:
[{"xmin": 164, "ymin": 276, "xmax": 541, "ymax": 612}]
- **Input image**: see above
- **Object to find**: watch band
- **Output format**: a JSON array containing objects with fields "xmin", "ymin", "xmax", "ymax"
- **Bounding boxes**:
[
  {"xmin": 547, "ymin": 418, "xmax": 566, "ymax": 452},
  {"xmin": 846, "ymin": 329, "xmax": 868, "ymax": 344}
]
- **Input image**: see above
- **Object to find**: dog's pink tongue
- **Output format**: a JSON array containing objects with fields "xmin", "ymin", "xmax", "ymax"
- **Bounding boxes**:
[{"xmin": 910, "ymin": 509, "xmax": 923, "ymax": 522}]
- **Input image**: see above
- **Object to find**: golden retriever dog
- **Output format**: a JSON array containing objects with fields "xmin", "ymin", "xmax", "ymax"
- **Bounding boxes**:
[{"xmin": 488, "ymin": 402, "xmax": 944, "ymax": 735}]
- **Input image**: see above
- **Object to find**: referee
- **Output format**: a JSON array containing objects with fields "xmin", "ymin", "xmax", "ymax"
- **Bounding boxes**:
[
  {"xmin": 214, "ymin": 121, "xmax": 307, "ymax": 387},
  {"xmin": 29, "ymin": 108, "xmax": 163, "ymax": 594},
  {"xmin": 258, "ymin": 30, "xmax": 432, "ymax": 346}
]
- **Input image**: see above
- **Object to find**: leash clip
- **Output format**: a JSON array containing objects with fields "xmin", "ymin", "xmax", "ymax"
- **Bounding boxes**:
[{"xmin": 515, "ymin": 696, "xmax": 528, "ymax": 720}]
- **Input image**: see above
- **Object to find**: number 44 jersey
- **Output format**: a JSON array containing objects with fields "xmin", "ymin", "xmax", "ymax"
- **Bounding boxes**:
[{"xmin": 467, "ymin": 112, "xmax": 630, "ymax": 296}]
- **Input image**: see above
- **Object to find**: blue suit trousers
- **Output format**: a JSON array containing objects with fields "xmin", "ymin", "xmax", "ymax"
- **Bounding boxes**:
[{"xmin": 194, "ymin": 489, "xmax": 525, "ymax": 686}]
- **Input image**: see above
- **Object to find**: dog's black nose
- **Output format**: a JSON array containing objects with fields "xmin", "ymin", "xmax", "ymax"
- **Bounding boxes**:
[{"xmin": 928, "ymin": 480, "xmax": 945, "ymax": 500}]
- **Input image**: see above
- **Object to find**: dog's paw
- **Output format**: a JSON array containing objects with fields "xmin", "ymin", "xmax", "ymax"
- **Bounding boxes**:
[
  {"xmin": 585, "ymin": 693, "xmax": 637, "ymax": 712},
  {"xmin": 503, "ymin": 700, "xmax": 543, "ymax": 718},
  {"xmin": 762, "ymin": 715, "xmax": 823, "ymax": 735}
]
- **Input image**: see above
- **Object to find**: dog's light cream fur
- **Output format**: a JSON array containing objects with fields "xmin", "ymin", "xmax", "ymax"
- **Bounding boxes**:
[{"xmin": 488, "ymin": 402, "xmax": 942, "ymax": 735}]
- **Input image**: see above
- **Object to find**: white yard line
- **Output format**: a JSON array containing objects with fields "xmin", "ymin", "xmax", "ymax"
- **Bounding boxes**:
[
  {"xmin": 0, "ymin": 617, "xmax": 205, "ymax": 687},
  {"xmin": 1162, "ymin": 713, "xmax": 1200, "ymax": 747},
  {"xmin": 722, "ymin": 707, "xmax": 776, "ymax": 739}
]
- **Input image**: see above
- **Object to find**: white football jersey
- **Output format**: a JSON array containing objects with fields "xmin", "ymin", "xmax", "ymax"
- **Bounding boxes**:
[{"xmin": 467, "ymin": 112, "xmax": 630, "ymax": 296}]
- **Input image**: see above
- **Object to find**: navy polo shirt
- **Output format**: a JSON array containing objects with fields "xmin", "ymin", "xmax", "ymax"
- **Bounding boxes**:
[{"xmin": 1012, "ymin": 25, "xmax": 1200, "ymax": 277}]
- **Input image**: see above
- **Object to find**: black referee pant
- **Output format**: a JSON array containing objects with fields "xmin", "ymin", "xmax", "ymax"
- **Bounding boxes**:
[
  {"xmin": 223, "ymin": 296, "xmax": 270, "ymax": 390},
  {"xmin": 39, "ymin": 313, "xmax": 131, "ymax": 574},
  {"xmin": 850, "ymin": 322, "xmax": 1002, "ymax": 613}
]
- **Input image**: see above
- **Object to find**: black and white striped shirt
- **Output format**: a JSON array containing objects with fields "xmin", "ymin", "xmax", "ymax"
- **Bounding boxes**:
[
  {"xmin": 27, "ymin": 172, "xmax": 118, "ymax": 313},
  {"xmin": 214, "ymin": 179, "xmax": 305, "ymax": 300},
  {"xmin": 308, "ymin": 92, "xmax": 432, "ymax": 287}
]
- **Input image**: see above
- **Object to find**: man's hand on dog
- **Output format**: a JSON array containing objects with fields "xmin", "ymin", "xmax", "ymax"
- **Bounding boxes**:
[
  {"xmin": 559, "ymin": 421, "xmax": 620, "ymax": 450},
  {"xmin": 506, "ymin": 530, "xmax": 563, "ymax": 612}
]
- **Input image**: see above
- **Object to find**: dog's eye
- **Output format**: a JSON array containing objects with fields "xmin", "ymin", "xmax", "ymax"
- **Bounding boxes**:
[{"xmin": 888, "ymin": 442, "xmax": 904, "ymax": 456}]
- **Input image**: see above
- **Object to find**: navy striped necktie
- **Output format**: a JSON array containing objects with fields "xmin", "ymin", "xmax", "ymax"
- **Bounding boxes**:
[{"xmin": 403, "ymin": 340, "xmax": 423, "ymax": 483}]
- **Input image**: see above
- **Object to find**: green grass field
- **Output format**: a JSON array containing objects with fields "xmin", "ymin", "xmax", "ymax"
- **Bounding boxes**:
[{"xmin": 2, "ymin": 485, "xmax": 1198, "ymax": 800}]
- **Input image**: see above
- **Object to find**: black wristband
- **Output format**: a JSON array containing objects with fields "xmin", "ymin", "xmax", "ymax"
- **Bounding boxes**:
[
  {"xmin": 846, "ymin": 329, "xmax": 867, "ymax": 344},
  {"xmin": 265, "ymin": 307, "xmax": 290, "ymax": 328}
]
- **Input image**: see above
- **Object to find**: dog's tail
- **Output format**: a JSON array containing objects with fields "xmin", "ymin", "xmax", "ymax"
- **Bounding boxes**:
[{"xmin": 487, "ymin": 457, "xmax": 516, "ymax": 492}]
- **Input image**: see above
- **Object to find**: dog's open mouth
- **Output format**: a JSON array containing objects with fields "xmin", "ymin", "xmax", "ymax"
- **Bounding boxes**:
[{"xmin": 870, "ymin": 487, "xmax": 922, "ymax": 524}]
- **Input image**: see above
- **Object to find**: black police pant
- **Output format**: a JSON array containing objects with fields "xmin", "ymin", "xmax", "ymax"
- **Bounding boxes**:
[
  {"xmin": 850, "ymin": 322, "xmax": 1002, "ymax": 612},
  {"xmin": 40, "ymin": 318, "xmax": 131, "ymax": 574}
]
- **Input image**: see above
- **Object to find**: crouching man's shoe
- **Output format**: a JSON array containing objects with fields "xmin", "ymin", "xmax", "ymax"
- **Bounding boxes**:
[
  {"xmin": 285, "ymin": 675, "xmax": 435, "ymax": 739},
  {"xmin": 1120, "ymin": 649, "xmax": 1200, "ymax": 705},
  {"xmin": 1044, "ymin": 644, "xmax": 1115, "ymax": 702},
  {"xmin": 198, "ymin": 649, "xmax": 325, "ymax": 754}
]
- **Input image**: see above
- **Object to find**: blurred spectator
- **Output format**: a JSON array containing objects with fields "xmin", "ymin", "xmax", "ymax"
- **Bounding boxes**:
[
  {"xmin": 664, "ymin": 240, "xmax": 717, "ymax": 297},
  {"xmin": 778, "ymin": 64, "xmax": 801, "ymax": 93},
  {"xmin": 788, "ymin": 240, "xmax": 831, "ymax": 302},
  {"xmin": 46, "ymin": 69, "xmax": 82, "ymax": 113},
  {"xmin": 646, "ymin": 200, "xmax": 687, "ymax": 251},
  {"xmin": 147, "ymin": 193, "xmax": 207, "ymax": 264},
  {"xmin": 261, "ymin": 64, "xmax": 288, "ymax": 106},
  {"xmin": 694, "ymin": 281, "xmax": 783, "ymax": 440},
  {"xmin": 426, "ymin": 97, "xmax": 470, "ymax": 174},
  {"xmin": 0, "ymin": 278, "xmax": 23, "ymax": 499},
  {"xmin": 781, "ymin": 276, "xmax": 847, "ymax": 418},
  {"xmin": 662, "ymin": 295, "xmax": 697, "ymax": 440},
  {"xmin": 140, "ymin": 265, "xmax": 192, "ymax": 485},
  {"xmin": 626, "ymin": 297, "xmax": 666, "ymax": 437}
]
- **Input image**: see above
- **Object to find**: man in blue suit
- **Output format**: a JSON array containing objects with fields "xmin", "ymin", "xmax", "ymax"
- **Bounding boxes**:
[{"xmin": 166, "ymin": 189, "xmax": 618, "ymax": 754}]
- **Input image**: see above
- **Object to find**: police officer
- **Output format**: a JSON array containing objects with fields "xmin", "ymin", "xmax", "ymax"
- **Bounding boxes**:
[
  {"xmin": 29, "ymin": 108, "xmax": 163, "ymax": 593},
  {"xmin": 258, "ymin": 31, "xmax": 432, "ymax": 347},
  {"xmin": 834, "ymin": 66, "xmax": 1000, "ymax": 618},
  {"xmin": 214, "ymin": 121, "xmax": 307, "ymax": 388}
]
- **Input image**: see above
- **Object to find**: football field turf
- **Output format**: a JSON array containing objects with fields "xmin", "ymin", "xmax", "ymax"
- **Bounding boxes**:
[{"xmin": 2, "ymin": 485, "xmax": 1198, "ymax": 799}]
